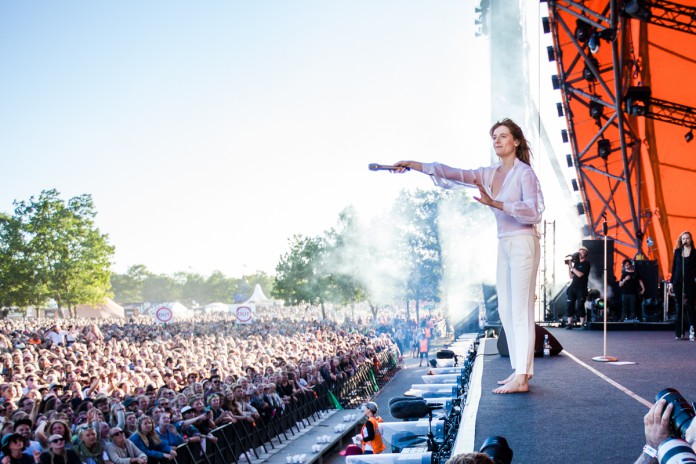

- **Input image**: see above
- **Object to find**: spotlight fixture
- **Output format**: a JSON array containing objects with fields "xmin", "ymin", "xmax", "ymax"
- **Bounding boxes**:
[
  {"xmin": 571, "ymin": 179, "xmax": 579, "ymax": 191},
  {"xmin": 583, "ymin": 56, "xmax": 599, "ymax": 82},
  {"xmin": 557, "ymin": 102, "xmax": 564, "ymax": 117},
  {"xmin": 600, "ymin": 28, "xmax": 617, "ymax": 42},
  {"xmin": 582, "ymin": 225, "xmax": 591, "ymax": 237},
  {"xmin": 686, "ymin": 130, "xmax": 694, "ymax": 143},
  {"xmin": 552, "ymin": 75, "xmax": 561, "ymax": 90},
  {"xmin": 598, "ymin": 139, "xmax": 611, "ymax": 159},
  {"xmin": 625, "ymin": 86, "xmax": 651, "ymax": 116},
  {"xmin": 562, "ymin": 130, "xmax": 569, "ymax": 143},
  {"xmin": 589, "ymin": 101, "xmax": 604, "ymax": 121},
  {"xmin": 566, "ymin": 154, "xmax": 573, "ymax": 168},
  {"xmin": 547, "ymin": 45, "xmax": 556, "ymax": 62},
  {"xmin": 623, "ymin": 0, "xmax": 651, "ymax": 21},
  {"xmin": 575, "ymin": 18, "xmax": 592, "ymax": 43},
  {"xmin": 588, "ymin": 32, "xmax": 600, "ymax": 54},
  {"xmin": 576, "ymin": 202, "xmax": 585, "ymax": 216},
  {"xmin": 542, "ymin": 17, "xmax": 551, "ymax": 34}
]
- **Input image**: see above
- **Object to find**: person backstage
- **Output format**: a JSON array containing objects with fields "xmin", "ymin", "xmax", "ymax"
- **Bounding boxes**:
[
  {"xmin": 393, "ymin": 118, "xmax": 544, "ymax": 394},
  {"xmin": 669, "ymin": 231, "xmax": 696, "ymax": 340},
  {"xmin": 566, "ymin": 246, "xmax": 591, "ymax": 329}
]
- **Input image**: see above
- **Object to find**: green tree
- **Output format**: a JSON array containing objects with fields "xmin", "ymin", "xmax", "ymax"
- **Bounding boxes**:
[
  {"xmin": 11, "ymin": 189, "xmax": 114, "ymax": 317},
  {"xmin": 141, "ymin": 273, "xmax": 181, "ymax": 303},
  {"xmin": 273, "ymin": 234, "xmax": 333, "ymax": 319},
  {"xmin": 205, "ymin": 270, "xmax": 238, "ymax": 303},
  {"xmin": 393, "ymin": 189, "xmax": 444, "ymax": 324},
  {"xmin": 0, "ymin": 213, "xmax": 35, "ymax": 309},
  {"xmin": 177, "ymin": 271, "xmax": 207, "ymax": 307},
  {"xmin": 110, "ymin": 264, "xmax": 149, "ymax": 304}
]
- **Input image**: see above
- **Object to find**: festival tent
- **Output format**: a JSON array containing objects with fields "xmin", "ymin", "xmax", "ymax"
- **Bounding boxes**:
[
  {"xmin": 204, "ymin": 302, "xmax": 229, "ymax": 314},
  {"xmin": 75, "ymin": 298, "xmax": 125, "ymax": 319},
  {"xmin": 243, "ymin": 284, "xmax": 277, "ymax": 306}
]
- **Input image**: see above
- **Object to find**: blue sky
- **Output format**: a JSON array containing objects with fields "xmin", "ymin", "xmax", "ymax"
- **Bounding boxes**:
[{"xmin": 0, "ymin": 1, "xmax": 577, "ymax": 280}]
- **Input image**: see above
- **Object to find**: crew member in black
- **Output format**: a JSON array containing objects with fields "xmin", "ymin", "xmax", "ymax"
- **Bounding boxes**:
[
  {"xmin": 566, "ymin": 246, "xmax": 591, "ymax": 329},
  {"xmin": 670, "ymin": 231, "xmax": 696, "ymax": 339},
  {"xmin": 619, "ymin": 259, "xmax": 645, "ymax": 321}
]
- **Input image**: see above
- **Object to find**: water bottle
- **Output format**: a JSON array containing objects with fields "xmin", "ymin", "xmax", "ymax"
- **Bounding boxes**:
[
  {"xmin": 690, "ymin": 326, "xmax": 694, "ymax": 342},
  {"xmin": 543, "ymin": 334, "xmax": 551, "ymax": 358}
]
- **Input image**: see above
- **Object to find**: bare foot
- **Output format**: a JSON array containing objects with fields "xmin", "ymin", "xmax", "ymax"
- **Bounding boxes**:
[
  {"xmin": 497, "ymin": 373, "xmax": 533, "ymax": 385},
  {"xmin": 496, "ymin": 372, "xmax": 516, "ymax": 385},
  {"xmin": 492, "ymin": 375, "xmax": 529, "ymax": 394}
]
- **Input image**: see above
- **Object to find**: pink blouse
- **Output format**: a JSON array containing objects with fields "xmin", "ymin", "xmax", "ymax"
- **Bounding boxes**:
[{"xmin": 422, "ymin": 158, "xmax": 544, "ymax": 238}]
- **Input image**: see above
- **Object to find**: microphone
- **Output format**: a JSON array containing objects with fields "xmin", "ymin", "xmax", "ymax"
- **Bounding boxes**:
[
  {"xmin": 368, "ymin": 163, "xmax": 409, "ymax": 172},
  {"xmin": 388, "ymin": 396, "xmax": 425, "ymax": 407},
  {"xmin": 389, "ymin": 399, "xmax": 443, "ymax": 420}
]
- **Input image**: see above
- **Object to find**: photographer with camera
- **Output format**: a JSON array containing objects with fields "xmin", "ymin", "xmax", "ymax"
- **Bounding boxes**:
[
  {"xmin": 566, "ymin": 246, "xmax": 591, "ymax": 329},
  {"xmin": 634, "ymin": 390, "xmax": 696, "ymax": 463}
]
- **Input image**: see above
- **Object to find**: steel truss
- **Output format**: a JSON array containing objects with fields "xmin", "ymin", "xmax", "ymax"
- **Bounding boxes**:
[
  {"xmin": 548, "ymin": 0, "xmax": 696, "ymax": 267},
  {"xmin": 548, "ymin": 0, "xmax": 643, "ymax": 262}
]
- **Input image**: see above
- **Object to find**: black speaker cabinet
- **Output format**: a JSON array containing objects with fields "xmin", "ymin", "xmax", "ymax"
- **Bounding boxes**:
[{"xmin": 497, "ymin": 325, "xmax": 563, "ymax": 357}]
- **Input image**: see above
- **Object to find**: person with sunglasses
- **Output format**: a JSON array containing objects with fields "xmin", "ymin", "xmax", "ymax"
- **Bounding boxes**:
[
  {"xmin": 104, "ymin": 428, "xmax": 147, "ymax": 464},
  {"xmin": 38, "ymin": 434, "xmax": 80, "ymax": 464}
]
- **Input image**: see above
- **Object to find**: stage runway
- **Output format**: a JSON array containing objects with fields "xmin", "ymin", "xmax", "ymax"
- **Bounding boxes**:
[{"xmin": 474, "ymin": 328, "xmax": 696, "ymax": 463}]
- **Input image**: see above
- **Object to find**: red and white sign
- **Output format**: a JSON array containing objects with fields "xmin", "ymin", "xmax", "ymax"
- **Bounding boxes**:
[
  {"xmin": 231, "ymin": 304, "xmax": 255, "ymax": 324},
  {"xmin": 154, "ymin": 306, "xmax": 173, "ymax": 324}
]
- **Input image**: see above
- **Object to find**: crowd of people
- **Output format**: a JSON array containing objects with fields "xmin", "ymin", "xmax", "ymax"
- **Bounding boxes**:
[{"xmin": 0, "ymin": 313, "xmax": 402, "ymax": 463}]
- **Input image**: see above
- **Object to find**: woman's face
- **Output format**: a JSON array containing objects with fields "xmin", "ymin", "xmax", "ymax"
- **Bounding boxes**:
[
  {"xmin": 491, "ymin": 125, "xmax": 517, "ymax": 159},
  {"xmin": 682, "ymin": 233, "xmax": 693, "ymax": 247},
  {"xmin": 49, "ymin": 436, "xmax": 66, "ymax": 452},
  {"xmin": 51, "ymin": 422, "xmax": 66, "ymax": 436},
  {"xmin": 139, "ymin": 418, "xmax": 153, "ymax": 433},
  {"xmin": 126, "ymin": 414, "xmax": 137, "ymax": 426},
  {"xmin": 82, "ymin": 428, "xmax": 97, "ymax": 446}
]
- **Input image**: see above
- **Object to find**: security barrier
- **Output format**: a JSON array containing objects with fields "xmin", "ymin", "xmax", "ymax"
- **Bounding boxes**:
[{"xmin": 171, "ymin": 349, "xmax": 402, "ymax": 464}]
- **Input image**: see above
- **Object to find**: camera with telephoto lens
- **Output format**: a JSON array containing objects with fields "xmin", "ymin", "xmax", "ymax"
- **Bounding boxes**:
[
  {"xmin": 564, "ymin": 252, "xmax": 580, "ymax": 266},
  {"xmin": 655, "ymin": 388, "xmax": 696, "ymax": 439},
  {"xmin": 657, "ymin": 438, "xmax": 696, "ymax": 464},
  {"xmin": 479, "ymin": 436, "xmax": 513, "ymax": 464}
]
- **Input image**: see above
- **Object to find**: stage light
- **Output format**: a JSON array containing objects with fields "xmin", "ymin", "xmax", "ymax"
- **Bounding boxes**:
[
  {"xmin": 542, "ymin": 17, "xmax": 550, "ymax": 34},
  {"xmin": 583, "ymin": 56, "xmax": 599, "ymax": 82},
  {"xmin": 600, "ymin": 28, "xmax": 617, "ymax": 42},
  {"xmin": 562, "ymin": 130, "xmax": 569, "ymax": 143},
  {"xmin": 566, "ymin": 154, "xmax": 573, "ymax": 167},
  {"xmin": 598, "ymin": 139, "xmax": 611, "ymax": 159},
  {"xmin": 576, "ymin": 203, "xmax": 585, "ymax": 216},
  {"xmin": 582, "ymin": 225, "xmax": 591, "ymax": 237},
  {"xmin": 552, "ymin": 75, "xmax": 561, "ymax": 90},
  {"xmin": 547, "ymin": 46, "xmax": 555, "ymax": 62},
  {"xmin": 625, "ymin": 86, "xmax": 651, "ymax": 116},
  {"xmin": 572, "ymin": 179, "xmax": 579, "ymax": 191},
  {"xmin": 623, "ymin": 0, "xmax": 651, "ymax": 21},
  {"xmin": 686, "ymin": 130, "xmax": 694, "ymax": 143},
  {"xmin": 557, "ymin": 102, "xmax": 564, "ymax": 117},
  {"xmin": 575, "ymin": 18, "xmax": 592, "ymax": 43},
  {"xmin": 588, "ymin": 33, "xmax": 600, "ymax": 54},
  {"xmin": 590, "ymin": 101, "xmax": 604, "ymax": 121}
]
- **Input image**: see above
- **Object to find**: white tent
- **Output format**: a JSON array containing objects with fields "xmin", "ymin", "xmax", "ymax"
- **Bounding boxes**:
[
  {"xmin": 204, "ymin": 302, "xmax": 229, "ymax": 314},
  {"xmin": 75, "ymin": 298, "xmax": 125, "ymax": 319},
  {"xmin": 243, "ymin": 284, "xmax": 276, "ymax": 305}
]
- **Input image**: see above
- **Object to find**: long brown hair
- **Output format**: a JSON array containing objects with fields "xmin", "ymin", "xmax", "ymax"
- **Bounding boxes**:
[{"xmin": 489, "ymin": 118, "xmax": 533, "ymax": 165}]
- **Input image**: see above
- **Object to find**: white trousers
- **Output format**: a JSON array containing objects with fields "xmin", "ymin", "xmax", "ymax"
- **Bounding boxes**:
[{"xmin": 496, "ymin": 234, "xmax": 540, "ymax": 376}]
